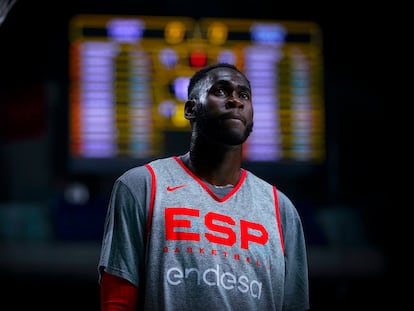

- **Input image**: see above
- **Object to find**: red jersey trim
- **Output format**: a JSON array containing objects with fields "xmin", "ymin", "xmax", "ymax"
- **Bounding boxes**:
[
  {"xmin": 144, "ymin": 163, "xmax": 156, "ymax": 238},
  {"xmin": 173, "ymin": 156, "xmax": 247, "ymax": 202},
  {"xmin": 273, "ymin": 186, "xmax": 285, "ymax": 255}
]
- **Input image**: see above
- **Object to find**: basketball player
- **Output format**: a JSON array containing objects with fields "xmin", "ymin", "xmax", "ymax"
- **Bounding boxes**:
[{"xmin": 98, "ymin": 63, "xmax": 310, "ymax": 310}]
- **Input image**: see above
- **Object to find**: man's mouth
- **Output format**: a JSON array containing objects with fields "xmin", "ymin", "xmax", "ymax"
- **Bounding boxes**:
[{"xmin": 222, "ymin": 114, "xmax": 246, "ymax": 125}]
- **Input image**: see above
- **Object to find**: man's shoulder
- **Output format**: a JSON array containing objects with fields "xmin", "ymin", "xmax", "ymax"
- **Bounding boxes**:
[
  {"xmin": 118, "ymin": 155, "xmax": 179, "ymax": 181},
  {"xmin": 244, "ymin": 170, "xmax": 292, "ymax": 203},
  {"xmin": 147, "ymin": 155, "xmax": 177, "ymax": 166},
  {"xmin": 244, "ymin": 169, "xmax": 272, "ymax": 186}
]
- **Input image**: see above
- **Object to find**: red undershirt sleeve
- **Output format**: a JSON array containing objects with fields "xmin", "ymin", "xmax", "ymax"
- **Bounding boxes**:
[{"xmin": 100, "ymin": 271, "xmax": 139, "ymax": 311}]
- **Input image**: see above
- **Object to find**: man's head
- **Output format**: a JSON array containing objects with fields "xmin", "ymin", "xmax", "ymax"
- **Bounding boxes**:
[
  {"xmin": 185, "ymin": 63, "xmax": 254, "ymax": 146},
  {"xmin": 187, "ymin": 63, "xmax": 251, "ymax": 100}
]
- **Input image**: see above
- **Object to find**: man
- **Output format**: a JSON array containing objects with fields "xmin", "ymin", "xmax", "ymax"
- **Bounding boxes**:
[{"xmin": 98, "ymin": 63, "xmax": 310, "ymax": 310}]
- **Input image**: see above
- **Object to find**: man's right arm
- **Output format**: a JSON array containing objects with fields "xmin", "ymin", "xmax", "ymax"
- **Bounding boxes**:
[{"xmin": 100, "ymin": 271, "xmax": 138, "ymax": 311}]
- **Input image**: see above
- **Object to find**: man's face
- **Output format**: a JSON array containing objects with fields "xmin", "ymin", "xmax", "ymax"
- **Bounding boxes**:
[{"xmin": 194, "ymin": 67, "xmax": 254, "ymax": 146}]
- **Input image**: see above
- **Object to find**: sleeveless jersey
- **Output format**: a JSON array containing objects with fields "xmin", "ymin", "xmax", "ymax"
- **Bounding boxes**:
[{"xmin": 143, "ymin": 156, "xmax": 285, "ymax": 310}]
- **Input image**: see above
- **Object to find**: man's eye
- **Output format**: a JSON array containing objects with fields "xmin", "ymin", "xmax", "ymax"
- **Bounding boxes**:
[
  {"xmin": 214, "ymin": 89, "xmax": 226, "ymax": 96},
  {"xmin": 240, "ymin": 92, "xmax": 250, "ymax": 100}
]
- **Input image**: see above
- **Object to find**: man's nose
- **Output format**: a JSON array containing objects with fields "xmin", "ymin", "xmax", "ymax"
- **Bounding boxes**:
[{"xmin": 226, "ymin": 95, "xmax": 244, "ymax": 109}]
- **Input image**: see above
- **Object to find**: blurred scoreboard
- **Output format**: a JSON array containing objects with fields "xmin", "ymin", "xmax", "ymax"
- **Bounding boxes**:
[{"xmin": 68, "ymin": 15, "xmax": 325, "ymax": 172}]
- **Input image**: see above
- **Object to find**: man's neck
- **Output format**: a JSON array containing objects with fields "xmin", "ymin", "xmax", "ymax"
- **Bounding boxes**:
[{"xmin": 181, "ymin": 148, "xmax": 243, "ymax": 187}]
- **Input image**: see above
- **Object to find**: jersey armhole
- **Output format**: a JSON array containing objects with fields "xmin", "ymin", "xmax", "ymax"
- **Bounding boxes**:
[
  {"xmin": 144, "ymin": 164, "xmax": 156, "ymax": 242},
  {"xmin": 273, "ymin": 186, "xmax": 285, "ymax": 254}
]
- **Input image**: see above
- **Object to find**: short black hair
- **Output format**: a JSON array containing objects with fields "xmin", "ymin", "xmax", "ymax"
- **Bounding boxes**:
[{"xmin": 187, "ymin": 63, "xmax": 250, "ymax": 99}]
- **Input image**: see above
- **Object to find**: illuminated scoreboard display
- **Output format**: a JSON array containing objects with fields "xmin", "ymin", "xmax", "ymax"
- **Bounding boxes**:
[{"xmin": 68, "ymin": 15, "xmax": 325, "ymax": 172}]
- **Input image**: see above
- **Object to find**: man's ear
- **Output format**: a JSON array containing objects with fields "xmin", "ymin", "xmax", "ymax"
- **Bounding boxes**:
[{"xmin": 184, "ymin": 100, "xmax": 196, "ymax": 120}]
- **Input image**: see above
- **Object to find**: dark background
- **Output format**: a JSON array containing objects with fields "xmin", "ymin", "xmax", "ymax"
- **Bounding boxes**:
[{"xmin": 0, "ymin": 0, "xmax": 392, "ymax": 310}]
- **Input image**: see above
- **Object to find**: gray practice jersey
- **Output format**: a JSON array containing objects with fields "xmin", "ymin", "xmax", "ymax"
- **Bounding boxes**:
[{"xmin": 98, "ymin": 155, "xmax": 309, "ymax": 311}]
